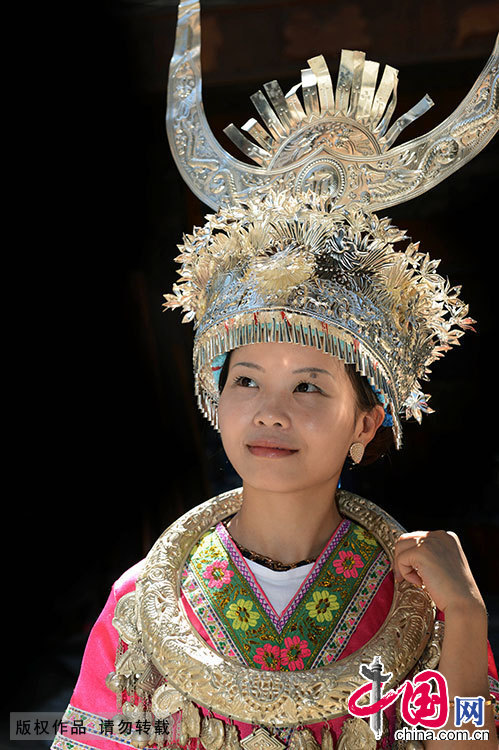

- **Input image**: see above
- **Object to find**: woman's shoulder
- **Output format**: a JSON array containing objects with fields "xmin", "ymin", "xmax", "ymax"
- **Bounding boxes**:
[{"xmin": 111, "ymin": 558, "xmax": 147, "ymax": 601}]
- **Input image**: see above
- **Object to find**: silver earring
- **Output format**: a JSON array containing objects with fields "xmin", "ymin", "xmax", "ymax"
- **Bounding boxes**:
[{"xmin": 349, "ymin": 442, "xmax": 365, "ymax": 464}]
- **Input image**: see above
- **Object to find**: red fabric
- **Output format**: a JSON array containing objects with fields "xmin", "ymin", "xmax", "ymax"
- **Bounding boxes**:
[{"xmin": 488, "ymin": 641, "xmax": 498, "ymax": 681}]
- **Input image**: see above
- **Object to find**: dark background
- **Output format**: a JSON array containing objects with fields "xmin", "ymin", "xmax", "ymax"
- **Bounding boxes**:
[{"xmin": 10, "ymin": 0, "xmax": 498, "ymax": 746}]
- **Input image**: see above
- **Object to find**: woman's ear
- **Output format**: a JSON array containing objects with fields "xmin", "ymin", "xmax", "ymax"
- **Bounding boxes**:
[{"xmin": 356, "ymin": 405, "xmax": 386, "ymax": 445}]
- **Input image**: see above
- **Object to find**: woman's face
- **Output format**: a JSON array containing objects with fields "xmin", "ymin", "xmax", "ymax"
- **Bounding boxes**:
[{"xmin": 217, "ymin": 342, "xmax": 381, "ymax": 495}]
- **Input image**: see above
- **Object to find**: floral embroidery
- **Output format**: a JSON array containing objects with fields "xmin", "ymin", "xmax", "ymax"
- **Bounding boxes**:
[
  {"xmin": 184, "ymin": 519, "xmax": 390, "ymax": 668},
  {"xmin": 280, "ymin": 636, "xmax": 311, "ymax": 671},
  {"xmin": 353, "ymin": 526, "xmax": 377, "ymax": 546},
  {"xmin": 333, "ymin": 550, "xmax": 364, "ymax": 578},
  {"xmin": 253, "ymin": 643, "xmax": 281, "ymax": 670},
  {"xmin": 305, "ymin": 589, "xmax": 340, "ymax": 622},
  {"xmin": 226, "ymin": 598, "xmax": 260, "ymax": 631},
  {"xmin": 202, "ymin": 559, "xmax": 234, "ymax": 589}
]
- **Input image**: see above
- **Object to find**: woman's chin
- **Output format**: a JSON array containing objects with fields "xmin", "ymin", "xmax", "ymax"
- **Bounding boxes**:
[
  {"xmin": 239, "ymin": 470, "xmax": 323, "ymax": 496},
  {"xmin": 230, "ymin": 453, "xmax": 342, "ymax": 495}
]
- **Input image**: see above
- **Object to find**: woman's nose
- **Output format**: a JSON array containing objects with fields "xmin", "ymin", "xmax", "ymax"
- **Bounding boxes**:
[{"xmin": 253, "ymin": 397, "xmax": 290, "ymax": 428}]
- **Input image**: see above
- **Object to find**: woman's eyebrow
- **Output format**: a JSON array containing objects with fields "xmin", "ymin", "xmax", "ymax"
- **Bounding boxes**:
[
  {"xmin": 232, "ymin": 362, "xmax": 265, "ymax": 371},
  {"xmin": 292, "ymin": 367, "xmax": 333, "ymax": 379},
  {"xmin": 232, "ymin": 363, "xmax": 333, "ymax": 378}
]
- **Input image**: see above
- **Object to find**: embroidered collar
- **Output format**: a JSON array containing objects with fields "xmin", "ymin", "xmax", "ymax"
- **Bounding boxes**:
[{"xmin": 126, "ymin": 487, "xmax": 436, "ymax": 726}]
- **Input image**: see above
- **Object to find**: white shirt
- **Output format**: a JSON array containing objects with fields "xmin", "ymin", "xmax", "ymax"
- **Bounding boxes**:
[{"xmin": 244, "ymin": 557, "xmax": 315, "ymax": 616}]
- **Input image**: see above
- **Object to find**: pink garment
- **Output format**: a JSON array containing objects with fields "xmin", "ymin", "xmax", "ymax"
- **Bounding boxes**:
[
  {"xmin": 52, "ymin": 561, "xmax": 144, "ymax": 750},
  {"xmin": 52, "ymin": 559, "xmax": 499, "ymax": 749}
]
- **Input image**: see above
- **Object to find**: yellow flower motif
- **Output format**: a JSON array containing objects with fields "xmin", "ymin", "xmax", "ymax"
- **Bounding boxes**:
[
  {"xmin": 353, "ymin": 527, "xmax": 377, "ymax": 546},
  {"xmin": 226, "ymin": 598, "xmax": 260, "ymax": 631},
  {"xmin": 305, "ymin": 590, "xmax": 339, "ymax": 623}
]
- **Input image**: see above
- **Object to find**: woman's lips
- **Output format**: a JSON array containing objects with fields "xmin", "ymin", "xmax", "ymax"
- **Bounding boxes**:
[{"xmin": 247, "ymin": 444, "xmax": 298, "ymax": 458}]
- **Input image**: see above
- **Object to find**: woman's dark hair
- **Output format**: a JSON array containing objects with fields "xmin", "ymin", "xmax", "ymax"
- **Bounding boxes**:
[{"xmin": 217, "ymin": 350, "xmax": 393, "ymax": 466}]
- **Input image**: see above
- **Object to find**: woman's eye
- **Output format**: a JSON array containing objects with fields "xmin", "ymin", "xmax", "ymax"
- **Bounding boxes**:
[
  {"xmin": 233, "ymin": 375, "xmax": 257, "ymax": 388},
  {"xmin": 295, "ymin": 381, "xmax": 321, "ymax": 393}
]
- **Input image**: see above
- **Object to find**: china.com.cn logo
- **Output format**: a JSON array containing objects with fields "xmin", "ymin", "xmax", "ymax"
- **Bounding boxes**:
[{"xmin": 347, "ymin": 656, "xmax": 487, "ymax": 739}]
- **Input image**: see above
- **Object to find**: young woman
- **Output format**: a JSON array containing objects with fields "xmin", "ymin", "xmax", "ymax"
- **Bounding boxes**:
[
  {"xmin": 52, "ymin": 334, "xmax": 499, "ymax": 750},
  {"xmin": 215, "ymin": 341, "xmax": 498, "ymax": 748},
  {"xmin": 52, "ymin": 4, "xmax": 499, "ymax": 748}
]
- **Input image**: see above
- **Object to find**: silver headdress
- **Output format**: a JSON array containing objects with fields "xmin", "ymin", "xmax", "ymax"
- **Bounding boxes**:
[{"xmin": 164, "ymin": 0, "xmax": 498, "ymax": 447}]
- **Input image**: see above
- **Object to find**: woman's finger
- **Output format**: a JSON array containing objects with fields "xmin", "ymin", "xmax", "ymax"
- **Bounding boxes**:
[{"xmin": 393, "ymin": 532, "xmax": 428, "ymax": 582}]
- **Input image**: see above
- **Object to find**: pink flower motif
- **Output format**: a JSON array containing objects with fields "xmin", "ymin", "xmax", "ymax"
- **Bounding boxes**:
[
  {"xmin": 202, "ymin": 559, "xmax": 234, "ymax": 589},
  {"xmin": 253, "ymin": 643, "xmax": 281, "ymax": 671},
  {"xmin": 333, "ymin": 549, "xmax": 364, "ymax": 579},
  {"xmin": 280, "ymin": 636, "xmax": 311, "ymax": 671}
]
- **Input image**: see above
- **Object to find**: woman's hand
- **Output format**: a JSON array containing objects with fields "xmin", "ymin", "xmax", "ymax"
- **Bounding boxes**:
[
  {"xmin": 393, "ymin": 530, "xmax": 486, "ymax": 616},
  {"xmin": 394, "ymin": 532, "xmax": 496, "ymax": 748}
]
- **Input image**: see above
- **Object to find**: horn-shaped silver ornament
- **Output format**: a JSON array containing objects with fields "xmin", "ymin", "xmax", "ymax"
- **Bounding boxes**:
[{"xmin": 167, "ymin": 0, "xmax": 498, "ymax": 212}]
